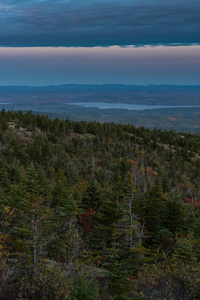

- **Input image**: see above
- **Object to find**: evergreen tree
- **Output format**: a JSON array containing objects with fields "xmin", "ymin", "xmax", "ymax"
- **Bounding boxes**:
[
  {"xmin": 70, "ymin": 270, "xmax": 100, "ymax": 300},
  {"xmin": 142, "ymin": 180, "xmax": 167, "ymax": 236},
  {"xmin": 82, "ymin": 176, "xmax": 102, "ymax": 210},
  {"xmin": 10, "ymin": 163, "xmax": 54, "ymax": 266}
]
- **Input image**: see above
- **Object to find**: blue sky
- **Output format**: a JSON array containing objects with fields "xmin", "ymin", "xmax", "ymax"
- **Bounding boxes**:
[{"xmin": 0, "ymin": 0, "xmax": 200, "ymax": 85}]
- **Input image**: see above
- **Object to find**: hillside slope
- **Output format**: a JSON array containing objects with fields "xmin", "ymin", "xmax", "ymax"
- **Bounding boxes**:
[{"xmin": 0, "ymin": 109, "xmax": 200, "ymax": 299}]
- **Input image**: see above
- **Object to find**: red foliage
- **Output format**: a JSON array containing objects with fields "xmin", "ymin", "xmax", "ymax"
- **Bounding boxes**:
[
  {"xmin": 79, "ymin": 208, "xmax": 96, "ymax": 233},
  {"xmin": 185, "ymin": 198, "xmax": 200, "ymax": 207}
]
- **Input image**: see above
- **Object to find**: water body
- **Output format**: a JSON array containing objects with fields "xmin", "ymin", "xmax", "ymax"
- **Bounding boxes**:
[{"xmin": 68, "ymin": 102, "xmax": 200, "ymax": 111}]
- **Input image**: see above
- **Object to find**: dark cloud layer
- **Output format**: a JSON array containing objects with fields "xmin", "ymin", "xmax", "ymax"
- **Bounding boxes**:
[{"xmin": 0, "ymin": 0, "xmax": 200, "ymax": 47}]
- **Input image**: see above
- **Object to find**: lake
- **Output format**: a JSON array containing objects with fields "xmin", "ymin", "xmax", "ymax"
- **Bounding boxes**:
[{"xmin": 68, "ymin": 102, "xmax": 200, "ymax": 111}]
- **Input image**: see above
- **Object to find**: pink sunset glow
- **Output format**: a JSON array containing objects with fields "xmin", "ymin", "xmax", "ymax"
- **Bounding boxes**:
[{"xmin": 0, "ymin": 46, "xmax": 200, "ymax": 86}]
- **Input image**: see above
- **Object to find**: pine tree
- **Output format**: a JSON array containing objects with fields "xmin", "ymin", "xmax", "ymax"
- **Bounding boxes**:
[
  {"xmin": 70, "ymin": 270, "xmax": 100, "ymax": 300},
  {"xmin": 49, "ymin": 170, "xmax": 80, "ymax": 263},
  {"xmin": 87, "ymin": 190, "xmax": 123, "ymax": 256},
  {"xmin": 82, "ymin": 176, "xmax": 102, "ymax": 210},
  {"xmin": 142, "ymin": 180, "xmax": 167, "ymax": 235},
  {"xmin": 10, "ymin": 163, "xmax": 54, "ymax": 266}
]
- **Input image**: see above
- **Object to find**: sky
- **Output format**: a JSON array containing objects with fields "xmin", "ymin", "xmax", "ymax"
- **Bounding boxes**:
[{"xmin": 0, "ymin": 0, "xmax": 200, "ymax": 86}]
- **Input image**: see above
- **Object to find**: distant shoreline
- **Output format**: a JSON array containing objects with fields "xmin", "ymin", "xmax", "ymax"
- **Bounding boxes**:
[{"xmin": 68, "ymin": 102, "xmax": 200, "ymax": 111}]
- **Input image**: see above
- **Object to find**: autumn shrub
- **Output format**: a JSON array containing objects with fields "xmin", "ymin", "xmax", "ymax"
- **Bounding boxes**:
[
  {"xmin": 17, "ymin": 261, "xmax": 71, "ymax": 300},
  {"xmin": 137, "ymin": 253, "xmax": 200, "ymax": 299}
]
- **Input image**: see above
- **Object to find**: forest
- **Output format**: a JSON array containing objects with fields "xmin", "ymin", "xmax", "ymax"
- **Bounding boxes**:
[{"xmin": 1, "ymin": 109, "xmax": 200, "ymax": 299}]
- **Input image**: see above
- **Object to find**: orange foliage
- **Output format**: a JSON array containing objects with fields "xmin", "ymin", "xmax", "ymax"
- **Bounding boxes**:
[
  {"xmin": 146, "ymin": 166, "xmax": 158, "ymax": 176},
  {"xmin": 128, "ymin": 160, "xmax": 137, "ymax": 166}
]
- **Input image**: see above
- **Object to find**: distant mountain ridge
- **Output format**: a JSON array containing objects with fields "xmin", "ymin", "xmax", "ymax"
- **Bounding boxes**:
[{"xmin": 1, "ymin": 84, "xmax": 200, "ymax": 93}]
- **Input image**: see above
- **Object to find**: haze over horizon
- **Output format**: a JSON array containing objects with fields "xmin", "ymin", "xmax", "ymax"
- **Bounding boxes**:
[{"xmin": 1, "ymin": 0, "xmax": 200, "ymax": 86}]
